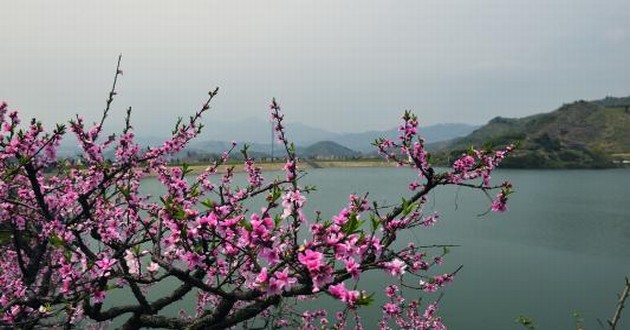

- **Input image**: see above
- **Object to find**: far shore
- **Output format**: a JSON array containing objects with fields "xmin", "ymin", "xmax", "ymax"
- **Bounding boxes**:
[{"xmin": 151, "ymin": 159, "xmax": 396, "ymax": 176}]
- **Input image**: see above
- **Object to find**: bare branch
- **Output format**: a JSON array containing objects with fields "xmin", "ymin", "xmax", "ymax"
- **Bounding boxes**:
[{"xmin": 609, "ymin": 277, "xmax": 630, "ymax": 330}]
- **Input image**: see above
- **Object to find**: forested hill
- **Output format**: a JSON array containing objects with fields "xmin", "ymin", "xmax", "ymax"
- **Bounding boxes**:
[{"xmin": 441, "ymin": 97, "xmax": 630, "ymax": 168}]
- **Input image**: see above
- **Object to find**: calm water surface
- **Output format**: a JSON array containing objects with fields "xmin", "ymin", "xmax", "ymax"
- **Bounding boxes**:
[{"xmin": 115, "ymin": 168, "xmax": 630, "ymax": 329}]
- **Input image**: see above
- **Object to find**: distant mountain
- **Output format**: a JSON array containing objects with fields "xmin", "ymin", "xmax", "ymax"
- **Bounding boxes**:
[
  {"xmin": 336, "ymin": 124, "xmax": 478, "ymax": 153},
  {"xmin": 202, "ymin": 118, "xmax": 340, "ymax": 147},
  {"xmin": 200, "ymin": 118, "xmax": 476, "ymax": 152},
  {"xmin": 189, "ymin": 121, "xmax": 477, "ymax": 155},
  {"xmin": 54, "ymin": 117, "xmax": 479, "ymax": 159},
  {"xmin": 302, "ymin": 141, "xmax": 361, "ymax": 159},
  {"xmin": 440, "ymin": 97, "xmax": 630, "ymax": 168}
]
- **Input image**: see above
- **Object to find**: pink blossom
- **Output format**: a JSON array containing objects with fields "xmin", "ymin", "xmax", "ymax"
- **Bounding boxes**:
[
  {"xmin": 344, "ymin": 258, "xmax": 360, "ymax": 279},
  {"xmin": 491, "ymin": 195, "xmax": 508, "ymax": 212},
  {"xmin": 268, "ymin": 267, "xmax": 297, "ymax": 294},
  {"xmin": 94, "ymin": 257, "xmax": 117, "ymax": 277},
  {"xmin": 182, "ymin": 252, "xmax": 203, "ymax": 269},
  {"xmin": 420, "ymin": 280, "xmax": 439, "ymax": 293},
  {"xmin": 254, "ymin": 267, "xmax": 268, "ymax": 288},
  {"xmin": 453, "ymin": 154, "xmax": 475, "ymax": 172},
  {"xmin": 385, "ymin": 285, "xmax": 398, "ymax": 298},
  {"xmin": 298, "ymin": 249, "xmax": 324, "ymax": 272},
  {"xmin": 328, "ymin": 282, "xmax": 347, "ymax": 300},
  {"xmin": 259, "ymin": 247, "xmax": 280, "ymax": 265},
  {"xmin": 328, "ymin": 282, "xmax": 360, "ymax": 306},
  {"xmin": 384, "ymin": 258, "xmax": 407, "ymax": 276},
  {"xmin": 124, "ymin": 250, "xmax": 140, "ymax": 275},
  {"xmin": 383, "ymin": 302, "xmax": 400, "ymax": 316},
  {"xmin": 93, "ymin": 289, "xmax": 107, "ymax": 304},
  {"xmin": 423, "ymin": 303, "xmax": 439, "ymax": 319},
  {"xmin": 147, "ymin": 262, "xmax": 159, "ymax": 273}
]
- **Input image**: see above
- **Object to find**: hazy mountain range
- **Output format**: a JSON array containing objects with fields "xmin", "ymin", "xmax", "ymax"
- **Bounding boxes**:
[
  {"xmin": 56, "ymin": 120, "xmax": 478, "ymax": 157},
  {"xmin": 195, "ymin": 119, "xmax": 478, "ymax": 154},
  {"xmin": 53, "ymin": 94, "xmax": 630, "ymax": 168}
]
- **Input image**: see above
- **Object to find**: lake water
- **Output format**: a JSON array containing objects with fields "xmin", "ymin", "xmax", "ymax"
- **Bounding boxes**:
[{"xmin": 118, "ymin": 168, "xmax": 630, "ymax": 329}]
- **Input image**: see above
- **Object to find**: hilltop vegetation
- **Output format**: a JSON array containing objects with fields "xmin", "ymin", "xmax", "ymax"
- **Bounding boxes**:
[{"xmin": 440, "ymin": 97, "xmax": 630, "ymax": 168}]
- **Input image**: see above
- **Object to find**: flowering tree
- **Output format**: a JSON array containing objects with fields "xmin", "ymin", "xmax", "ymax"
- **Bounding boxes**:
[{"xmin": 0, "ymin": 58, "xmax": 514, "ymax": 329}]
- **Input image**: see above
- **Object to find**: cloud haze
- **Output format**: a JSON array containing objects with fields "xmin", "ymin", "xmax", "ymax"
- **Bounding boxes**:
[{"xmin": 2, "ymin": 1, "xmax": 630, "ymax": 137}]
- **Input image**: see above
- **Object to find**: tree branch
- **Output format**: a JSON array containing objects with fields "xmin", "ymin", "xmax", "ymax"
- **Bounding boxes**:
[{"xmin": 609, "ymin": 277, "xmax": 630, "ymax": 330}]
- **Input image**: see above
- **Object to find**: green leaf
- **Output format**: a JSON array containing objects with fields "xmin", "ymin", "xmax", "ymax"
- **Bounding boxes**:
[
  {"xmin": 402, "ymin": 201, "xmax": 418, "ymax": 217},
  {"xmin": 514, "ymin": 315, "xmax": 536, "ymax": 330},
  {"xmin": 271, "ymin": 185, "xmax": 282, "ymax": 202},
  {"xmin": 117, "ymin": 186, "xmax": 131, "ymax": 199},
  {"xmin": 160, "ymin": 197, "xmax": 169, "ymax": 208},
  {"xmin": 401, "ymin": 198, "xmax": 409, "ymax": 210},
  {"xmin": 304, "ymin": 184, "xmax": 317, "ymax": 192},
  {"xmin": 274, "ymin": 214, "xmax": 282, "ymax": 227},
  {"xmin": 356, "ymin": 292, "xmax": 375, "ymax": 306},
  {"xmin": 180, "ymin": 224, "xmax": 188, "ymax": 238},
  {"xmin": 0, "ymin": 231, "xmax": 11, "ymax": 245},
  {"xmin": 50, "ymin": 234, "xmax": 65, "ymax": 248},
  {"xmin": 173, "ymin": 207, "xmax": 186, "ymax": 220},
  {"xmin": 201, "ymin": 199, "xmax": 215, "ymax": 209},
  {"xmin": 341, "ymin": 213, "xmax": 364, "ymax": 235},
  {"xmin": 370, "ymin": 214, "xmax": 381, "ymax": 231},
  {"xmin": 467, "ymin": 145, "xmax": 475, "ymax": 156},
  {"xmin": 63, "ymin": 250, "xmax": 72, "ymax": 262},
  {"xmin": 182, "ymin": 163, "xmax": 192, "ymax": 178},
  {"xmin": 240, "ymin": 219, "xmax": 253, "ymax": 232}
]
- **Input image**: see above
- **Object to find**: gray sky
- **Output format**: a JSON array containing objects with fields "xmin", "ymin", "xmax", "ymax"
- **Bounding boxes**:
[{"xmin": 2, "ymin": 1, "xmax": 630, "ymax": 136}]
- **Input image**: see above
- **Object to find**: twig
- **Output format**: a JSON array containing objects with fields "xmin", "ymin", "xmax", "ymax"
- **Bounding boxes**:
[
  {"xmin": 609, "ymin": 277, "xmax": 630, "ymax": 330},
  {"xmin": 95, "ymin": 54, "xmax": 123, "ymax": 140}
]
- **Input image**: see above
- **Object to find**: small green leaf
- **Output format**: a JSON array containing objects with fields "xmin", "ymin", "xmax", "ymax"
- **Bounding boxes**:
[
  {"xmin": 370, "ymin": 214, "xmax": 381, "ymax": 231},
  {"xmin": 0, "ymin": 231, "xmax": 11, "ymax": 245},
  {"xmin": 356, "ymin": 292, "xmax": 375, "ymax": 306},
  {"xmin": 514, "ymin": 315, "xmax": 536, "ymax": 330},
  {"xmin": 274, "ymin": 214, "xmax": 282, "ymax": 227},
  {"xmin": 117, "ymin": 186, "xmax": 131, "ymax": 199},
  {"xmin": 201, "ymin": 198, "xmax": 215, "ymax": 208},
  {"xmin": 401, "ymin": 198, "xmax": 409, "ymax": 210},
  {"xmin": 181, "ymin": 163, "xmax": 192, "ymax": 176},
  {"xmin": 174, "ymin": 207, "xmax": 186, "ymax": 220},
  {"xmin": 341, "ymin": 214, "xmax": 364, "ymax": 235},
  {"xmin": 304, "ymin": 184, "xmax": 317, "ymax": 192},
  {"xmin": 50, "ymin": 234, "xmax": 65, "ymax": 248},
  {"xmin": 64, "ymin": 250, "xmax": 72, "ymax": 262},
  {"xmin": 271, "ymin": 185, "xmax": 282, "ymax": 201},
  {"xmin": 403, "ymin": 202, "xmax": 417, "ymax": 217},
  {"xmin": 241, "ymin": 219, "xmax": 253, "ymax": 232}
]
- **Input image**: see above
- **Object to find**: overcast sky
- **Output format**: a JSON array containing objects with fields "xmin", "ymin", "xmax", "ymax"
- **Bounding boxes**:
[{"xmin": 2, "ymin": 1, "xmax": 630, "ymax": 136}]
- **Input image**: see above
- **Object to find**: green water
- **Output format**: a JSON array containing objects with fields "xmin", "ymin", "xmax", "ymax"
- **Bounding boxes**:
[{"xmin": 113, "ymin": 168, "xmax": 630, "ymax": 329}]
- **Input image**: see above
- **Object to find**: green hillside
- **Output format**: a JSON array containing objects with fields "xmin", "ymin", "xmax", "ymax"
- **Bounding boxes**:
[{"xmin": 441, "ymin": 98, "xmax": 630, "ymax": 168}]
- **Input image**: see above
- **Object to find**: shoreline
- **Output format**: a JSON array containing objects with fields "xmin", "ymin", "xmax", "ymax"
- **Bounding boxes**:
[
  {"xmin": 173, "ymin": 159, "xmax": 396, "ymax": 175},
  {"xmin": 140, "ymin": 159, "xmax": 630, "ymax": 177}
]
